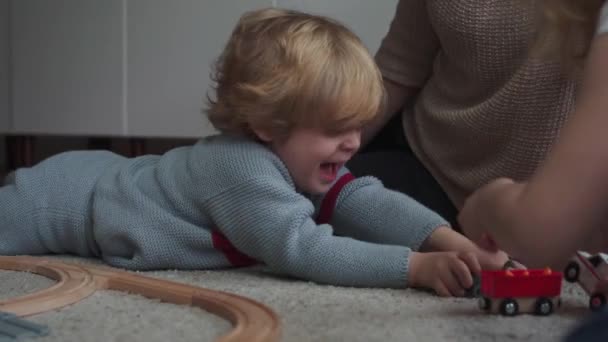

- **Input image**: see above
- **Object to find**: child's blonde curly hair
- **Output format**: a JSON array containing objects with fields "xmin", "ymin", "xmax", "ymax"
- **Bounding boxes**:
[
  {"xmin": 534, "ymin": 0, "xmax": 605, "ymax": 72},
  {"xmin": 206, "ymin": 8, "xmax": 385, "ymax": 140}
]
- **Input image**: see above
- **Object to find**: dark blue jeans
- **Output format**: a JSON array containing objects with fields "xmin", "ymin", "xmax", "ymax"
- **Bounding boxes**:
[
  {"xmin": 565, "ymin": 310, "xmax": 608, "ymax": 341},
  {"xmin": 347, "ymin": 115, "xmax": 459, "ymax": 229}
]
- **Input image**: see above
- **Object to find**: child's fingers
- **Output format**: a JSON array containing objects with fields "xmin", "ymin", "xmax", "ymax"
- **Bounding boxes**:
[
  {"xmin": 458, "ymin": 251, "xmax": 482, "ymax": 275},
  {"xmin": 450, "ymin": 260, "xmax": 474, "ymax": 291},
  {"xmin": 434, "ymin": 279, "xmax": 456, "ymax": 297},
  {"xmin": 441, "ymin": 272, "xmax": 466, "ymax": 297},
  {"xmin": 441, "ymin": 261, "xmax": 469, "ymax": 296}
]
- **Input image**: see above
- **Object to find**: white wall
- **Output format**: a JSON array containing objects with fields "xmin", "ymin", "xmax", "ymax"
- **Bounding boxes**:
[
  {"xmin": 0, "ymin": 0, "xmax": 9, "ymax": 132},
  {"xmin": 11, "ymin": 0, "xmax": 125, "ymax": 136},
  {"xmin": 7, "ymin": 0, "xmax": 399, "ymax": 138},
  {"xmin": 127, "ymin": 0, "xmax": 272, "ymax": 138},
  {"xmin": 0, "ymin": 0, "xmax": 9, "ymax": 173},
  {"xmin": 276, "ymin": 0, "xmax": 397, "ymax": 54}
]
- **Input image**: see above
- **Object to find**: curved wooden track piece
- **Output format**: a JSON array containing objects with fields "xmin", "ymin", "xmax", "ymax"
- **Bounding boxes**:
[
  {"xmin": 0, "ymin": 257, "xmax": 97, "ymax": 316},
  {"xmin": 0, "ymin": 256, "xmax": 281, "ymax": 342}
]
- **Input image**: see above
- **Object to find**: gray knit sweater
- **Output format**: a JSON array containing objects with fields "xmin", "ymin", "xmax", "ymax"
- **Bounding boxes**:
[{"xmin": 0, "ymin": 134, "xmax": 447, "ymax": 288}]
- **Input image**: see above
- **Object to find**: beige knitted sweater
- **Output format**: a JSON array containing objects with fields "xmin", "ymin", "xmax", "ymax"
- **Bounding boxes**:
[{"xmin": 376, "ymin": 0, "xmax": 578, "ymax": 207}]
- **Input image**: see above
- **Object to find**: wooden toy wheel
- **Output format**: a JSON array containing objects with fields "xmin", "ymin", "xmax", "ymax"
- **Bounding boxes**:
[
  {"xmin": 534, "ymin": 297, "xmax": 553, "ymax": 316},
  {"xmin": 499, "ymin": 298, "xmax": 519, "ymax": 316},
  {"xmin": 0, "ymin": 256, "xmax": 281, "ymax": 342},
  {"xmin": 564, "ymin": 262, "xmax": 580, "ymax": 282},
  {"xmin": 478, "ymin": 297, "xmax": 491, "ymax": 311},
  {"xmin": 589, "ymin": 293, "xmax": 607, "ymax": 312}
]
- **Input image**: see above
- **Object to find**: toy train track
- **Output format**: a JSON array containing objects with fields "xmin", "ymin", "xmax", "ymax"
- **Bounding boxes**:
[
  {"xmin": 0, "ymin": 311, "xmax": 49, "ymax": 341},
  {"xmin": 0, "ymin": 256, "xmax": 281, "ymax": 342}
]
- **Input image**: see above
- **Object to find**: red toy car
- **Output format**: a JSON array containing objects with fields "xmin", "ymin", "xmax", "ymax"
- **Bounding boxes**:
[
  {"xmin": 478, "ymin": 268, "xmax": 563, "ymax": 316},
  {"xmin": 564, "ymin": 251, "xmax": 608, "ymax": 311}
]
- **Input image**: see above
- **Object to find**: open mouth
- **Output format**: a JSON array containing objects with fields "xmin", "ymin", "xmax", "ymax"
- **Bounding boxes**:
[{"xmin": 319, "ymin": 162, "xmax": 342, "ymax": 182}]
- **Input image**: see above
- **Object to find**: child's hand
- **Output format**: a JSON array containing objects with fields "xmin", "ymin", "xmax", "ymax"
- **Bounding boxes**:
[
  {"xmin": 420, "ymin": 225, "xmax": 515, "ymax": 272},
  {"xmin": 471, "ymin": 246, "xmax": 512, "ymax": 270},
  {"xmin": 408, "ymin": 251, "xmax": 481, "ymax": 297}
]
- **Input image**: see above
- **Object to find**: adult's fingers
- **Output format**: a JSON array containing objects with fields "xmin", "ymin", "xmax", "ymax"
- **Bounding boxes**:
[
  {"xmin": 503, "ymin": 258, "xmax": 527, "ymax": 270},
  {"xmin": 478, "ymin": 233, "xmax": 499, "ymax": 252}
]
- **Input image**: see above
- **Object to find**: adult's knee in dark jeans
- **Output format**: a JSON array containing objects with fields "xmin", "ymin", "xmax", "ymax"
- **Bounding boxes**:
[
  {"xmin": 348, "ymin": 150, "xmax": 459, "ymax": 229},
  {"xmin": 564, "ymin": 310, "xmax": 608, "ymax": 342}
]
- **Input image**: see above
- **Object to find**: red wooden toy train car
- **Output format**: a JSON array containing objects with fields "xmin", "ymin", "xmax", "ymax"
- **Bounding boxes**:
[{"xmin": 478, "ymin": 268, "xmax": 563, "ymax": 316}]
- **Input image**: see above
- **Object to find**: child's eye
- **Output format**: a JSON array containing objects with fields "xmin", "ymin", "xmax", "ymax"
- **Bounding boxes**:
[
  {"xmin": 325, "ymin": 128, "xmax": 345, "ymax": 136},
  {"xmin": 325, "ymin": 123, "xmax": 363, "ymax": 136}
]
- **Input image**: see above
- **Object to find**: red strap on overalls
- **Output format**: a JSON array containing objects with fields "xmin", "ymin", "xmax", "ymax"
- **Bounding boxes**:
[
  {"xmin": 315, "ymin": 173, "xmax": 355, "ymax": 224},
  {"xmin": 213, "ymin": 172, "xmax": 355, "ymax": 266}
]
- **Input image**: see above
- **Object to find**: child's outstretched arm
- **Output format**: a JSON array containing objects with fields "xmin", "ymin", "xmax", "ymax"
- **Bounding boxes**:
[
  {"xmin": 314, "ymin": 173, "xmax": 510, "ymax": 295},
  {"xmin": 207, "ymin": 172, "xmax": 488, "ymax": 294},
  {"xmin": 328, "ymin": 175, "xmax": 510, "ymax": 271},
  {"xmin": 206, "ymin": 175, "xmax": 414, "ymax": 289}
]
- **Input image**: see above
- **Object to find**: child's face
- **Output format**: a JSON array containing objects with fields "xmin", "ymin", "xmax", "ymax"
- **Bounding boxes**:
[{"xmin": 268, "ymin": 127, "xmax": 361, "ymax": 194}]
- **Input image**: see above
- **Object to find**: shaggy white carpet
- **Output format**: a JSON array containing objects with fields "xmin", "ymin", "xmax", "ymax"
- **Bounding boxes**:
[{"xmin": 0, "ymin": 256, "xmax": 593, "ymax": 342}]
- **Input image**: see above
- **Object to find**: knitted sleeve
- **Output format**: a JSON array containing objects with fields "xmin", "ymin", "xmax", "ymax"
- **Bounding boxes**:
[
  {"xmin": 330, "ymin": 176, "xmax": 447, "ymax": 251},
  {"xmin": 375, "ymin": 0, "xmax": 439, "ymax": 87},
  {"xmin": 598, "ymin": 2, "xmax": 608, "ymax": 35},
  {"xmin": 205, "ymin": 176, "xmax": 411, "ymax": 288}
]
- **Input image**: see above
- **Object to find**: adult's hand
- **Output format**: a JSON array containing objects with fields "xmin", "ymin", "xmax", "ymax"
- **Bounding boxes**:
[{"xmin": 458, "ymin": 177, "xmax": 520, "ymax": 252}]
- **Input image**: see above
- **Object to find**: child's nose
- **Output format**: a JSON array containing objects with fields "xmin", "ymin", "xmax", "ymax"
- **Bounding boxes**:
[{"xmin": 342, "ymin": 130, "xmax": 361, "ymax": 152}]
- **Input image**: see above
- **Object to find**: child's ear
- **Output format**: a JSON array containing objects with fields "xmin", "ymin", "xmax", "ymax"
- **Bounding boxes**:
[{"xmin": 252, "ymin": 126, "xmax": 274, "ymax": 143}]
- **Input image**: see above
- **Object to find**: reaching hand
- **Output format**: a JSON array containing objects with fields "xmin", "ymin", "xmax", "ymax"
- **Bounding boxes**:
[
  {"xmin": 473, "ymin": 247, "xmax": 512, "ymax": 270},
  {"xmin": 408, "ymin": 251, "xmax": 482, "ymax": 297},
  {"xmin": 458, "ymin": 177, "xmax": 519, "ymax": 251}
]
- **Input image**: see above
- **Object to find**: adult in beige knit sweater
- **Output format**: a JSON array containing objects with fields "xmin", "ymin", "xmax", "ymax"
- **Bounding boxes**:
[
  {"xmin": 460, "ymin": 0, "xmax": 608, "ymax": 269},
  {"xmin": 348, "ymin": 0, "xmax": 578, "ymax": 227}
]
